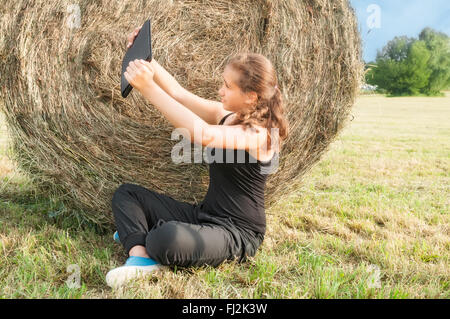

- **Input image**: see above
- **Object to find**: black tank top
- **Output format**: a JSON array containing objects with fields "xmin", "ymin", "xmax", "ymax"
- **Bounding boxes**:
[{"xmin": 199, "ymin": 112, "xmax": 278, "ymax": 235}]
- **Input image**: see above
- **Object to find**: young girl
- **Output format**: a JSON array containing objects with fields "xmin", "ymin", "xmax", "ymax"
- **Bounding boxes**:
[{"xmin": 105, "ymin": 28, "xmax": 289, "ymax": 288}]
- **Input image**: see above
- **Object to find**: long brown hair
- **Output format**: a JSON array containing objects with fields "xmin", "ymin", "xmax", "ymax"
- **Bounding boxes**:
[{"xmin": 226, "ymin": 53, "xmax": 289, "ymax": 153}]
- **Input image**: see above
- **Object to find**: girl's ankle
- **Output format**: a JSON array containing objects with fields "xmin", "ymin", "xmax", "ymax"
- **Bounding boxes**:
[{"xmin": 128, "ymin": 245, "xmax": 150, "ymax": 259}]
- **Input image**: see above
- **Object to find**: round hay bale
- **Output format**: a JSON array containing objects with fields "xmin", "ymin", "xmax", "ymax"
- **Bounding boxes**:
[{"xmin": 0, "ymin": 0, "xmax": 364, "ymax": 227}]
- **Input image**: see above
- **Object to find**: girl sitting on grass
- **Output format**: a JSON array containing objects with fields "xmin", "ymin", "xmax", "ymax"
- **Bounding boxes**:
[{"xmin": 106, "ymin": 27, "xmax": 289, "ymax": 288}]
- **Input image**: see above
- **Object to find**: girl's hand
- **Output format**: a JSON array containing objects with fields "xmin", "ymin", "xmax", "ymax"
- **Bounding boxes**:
[
  {"xmin": 127, "ymin": 26, "xmax": 142, "ymax": 49},
  {"xmin": 124, "ymin": 59, "xmax": 155, "ymax": 92}
]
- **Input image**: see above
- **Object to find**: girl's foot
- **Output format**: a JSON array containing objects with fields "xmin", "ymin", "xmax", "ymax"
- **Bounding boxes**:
[
  {"xmin": 106, "ymin": 256, "xmax": 163, "ymax": 288},
  {"xmin": 113, "ymin": 231, "xmax": 120, "ymax": 244}
]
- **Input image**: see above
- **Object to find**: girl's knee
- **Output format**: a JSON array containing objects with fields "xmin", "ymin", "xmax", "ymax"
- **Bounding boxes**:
[
  {"xmin": 116, "ymin": 183, "xmax": 137, "ymax": 193},
  {"xmin": 146, "ymin": 221, "xmax": 177, "ymax": 249},
  {"xmin": 145, "ymin": 222, "xmax": 195, "ymax": 265},
  {"xmin": 112, "ymin": 183, "xmax": 137, "ymax": 204}
]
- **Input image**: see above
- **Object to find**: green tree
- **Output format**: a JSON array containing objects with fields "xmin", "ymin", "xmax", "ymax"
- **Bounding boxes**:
[
  {"xmin": 366, "ymin": 28, "xmax": 450, "ymax": 96},
  {"xmin": 366, "ymin": 36, "xmax": 431, "ymax": 95},
  {"xmin": 379, "ymin": 35, "xmax": 414, "ymax": 62},
  {"xmin": 403, "ymin": 40, "xmax": 432, "ymax": 95},
  {"xmin": 419, "ymin": 28, "xmax": 450, "ymax": 95}
]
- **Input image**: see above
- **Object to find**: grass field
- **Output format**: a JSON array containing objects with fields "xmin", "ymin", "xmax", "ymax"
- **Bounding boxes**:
[{"xmin": 0, "ymin": 93, "xmax": 449, "ymax": 298}]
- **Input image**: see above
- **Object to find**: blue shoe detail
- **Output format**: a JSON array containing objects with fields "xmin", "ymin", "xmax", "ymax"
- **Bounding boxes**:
[
  {"xmin": 113, "ymin": 231, "xmax": 120, "ymax": 244},
  {"xmin": 124, "ymin": 256, "xmax": 159, "ymax": 267}
]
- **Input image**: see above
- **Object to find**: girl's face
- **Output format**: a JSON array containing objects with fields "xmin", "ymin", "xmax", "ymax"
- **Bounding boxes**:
[{"xmin": 218, "ymin": 66, "xmax": 256, "ymax": 112}]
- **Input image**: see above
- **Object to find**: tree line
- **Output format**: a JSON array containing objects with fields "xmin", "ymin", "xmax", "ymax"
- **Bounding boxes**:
[{"xmin": 365, "ymin": 27, "xmax": 450, "ymax": 96}]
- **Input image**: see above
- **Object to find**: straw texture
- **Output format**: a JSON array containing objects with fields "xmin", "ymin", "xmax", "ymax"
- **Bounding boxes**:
[{"xmin": 0, "ymin": 0, "xmax": 364, "ymax": 227}]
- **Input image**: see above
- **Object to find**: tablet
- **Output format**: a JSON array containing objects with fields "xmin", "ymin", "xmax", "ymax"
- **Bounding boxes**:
[{"xmin": 121, "ymin": 19, "xmax": 152, "ymax": 98}]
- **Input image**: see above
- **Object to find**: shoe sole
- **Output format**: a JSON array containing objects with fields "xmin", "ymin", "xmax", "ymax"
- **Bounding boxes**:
[{"xmin": 106, "ymin": 265, "xmax": 163, "ymax": 288}]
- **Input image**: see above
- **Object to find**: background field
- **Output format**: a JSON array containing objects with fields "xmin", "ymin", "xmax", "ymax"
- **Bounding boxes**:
[{"xmin": 0, "ymin": 92, "xmax": 448, "ymax": 298}]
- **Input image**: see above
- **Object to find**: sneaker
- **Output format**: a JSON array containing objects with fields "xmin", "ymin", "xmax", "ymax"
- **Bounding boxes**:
[
  {"xmin": 113, "ymin": 231, "xmax": 120, "ymax": 244},
  {"xmin": 106, "ymin": 256, "xmax": 162, "ymax": 288}
]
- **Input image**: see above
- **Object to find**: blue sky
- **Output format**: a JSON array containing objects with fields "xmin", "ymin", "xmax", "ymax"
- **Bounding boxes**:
[{"xmin": 349, "ymin": 0, "xmax": 450, "ymax": 62}]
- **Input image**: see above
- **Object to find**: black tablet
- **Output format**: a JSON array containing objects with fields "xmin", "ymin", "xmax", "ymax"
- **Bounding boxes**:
[{"xmin": 121, "ymin": 19, "xmax": 152, "ymax": 98}]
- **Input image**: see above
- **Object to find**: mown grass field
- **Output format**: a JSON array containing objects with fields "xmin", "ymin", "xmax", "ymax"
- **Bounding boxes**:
[{"xmin": 0, "ymin": 92, "xmax": 448, "ymax": 298}]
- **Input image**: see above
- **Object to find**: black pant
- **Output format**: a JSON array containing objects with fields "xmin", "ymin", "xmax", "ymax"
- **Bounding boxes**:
[{"xmin": 111, "ymin": 183, "xmax": 264, "ymax": 267}]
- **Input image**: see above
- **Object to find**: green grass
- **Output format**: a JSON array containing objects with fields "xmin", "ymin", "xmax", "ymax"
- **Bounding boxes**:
[{"xmin": 0, "ymin": 92, "xmax": 449, "ymax": 298}]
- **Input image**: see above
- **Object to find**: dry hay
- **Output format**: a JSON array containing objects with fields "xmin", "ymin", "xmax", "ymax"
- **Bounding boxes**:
[{"xmin": 0, "ymin": 0, "xmax": 364, "ymax": 227}]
